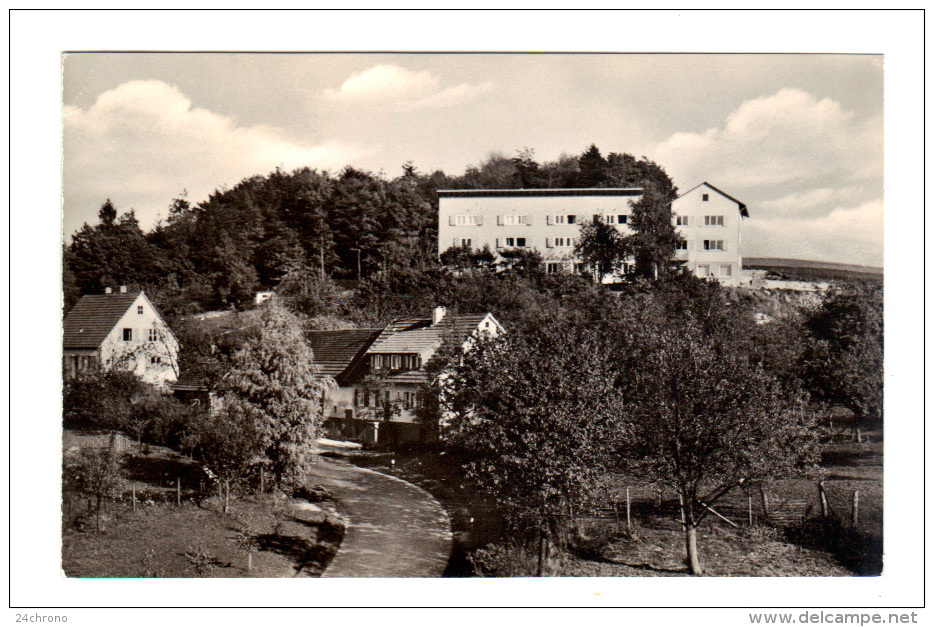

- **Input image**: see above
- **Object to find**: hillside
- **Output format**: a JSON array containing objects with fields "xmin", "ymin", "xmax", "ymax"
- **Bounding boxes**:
[{"xmin": 744, "ymin": 257, "xmax": 883, "ymax": 283}]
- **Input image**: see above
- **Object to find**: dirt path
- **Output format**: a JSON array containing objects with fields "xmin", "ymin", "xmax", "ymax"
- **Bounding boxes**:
[{"xmin": 308, "ymin": 456, "xmax": 452, "ymax": 577}]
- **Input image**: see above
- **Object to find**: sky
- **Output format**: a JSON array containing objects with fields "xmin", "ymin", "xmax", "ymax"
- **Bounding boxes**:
[{"xmin": 62, "ymin": 52, "xmax": 884, "ymax": 267}]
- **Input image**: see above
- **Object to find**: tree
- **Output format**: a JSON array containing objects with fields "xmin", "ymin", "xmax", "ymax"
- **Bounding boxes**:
[
  {"xmin": 63, "ymin": 436, "xmax": 127, "ymax": 532},
  {"xmin": 187, "ymin": 398, "xmax": 264, "ymax": 512},
  {"xmin": 576, "ymin": 144, "xmax": 608, "ymax": 187},
  {"xmin": 614, "ymin": 307, "xmax": 819, "ymax": 575},
  {"xmin": 445, "ymin": 321, "xmax": 619, "ymax": 575},
  {"xmin": 803, "ymin": 286, "xmax": 883, "ymax": 442},
  {"xmin": 219, "ymin": 301, "xmax": 332, "ymax": 487},
  {"xmin": 626, "ymin": 184, "xmax": 681, "ymax": 280},
  {"xmin": 574, "ymin": 219, "xmax": 630, "ymax": 281}
]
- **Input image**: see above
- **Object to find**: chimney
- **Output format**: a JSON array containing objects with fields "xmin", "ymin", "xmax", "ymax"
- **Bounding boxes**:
[
  {"xmin": 119, "ymin": 285, "xmax": 127, "ymax": 293},
  {"xmin": 104, "ymin": 287, "xmax": 112, "ymax": 294},
  {"xmin": 432, "ymin": 306, "xmax": 447, "ymax": 325}
]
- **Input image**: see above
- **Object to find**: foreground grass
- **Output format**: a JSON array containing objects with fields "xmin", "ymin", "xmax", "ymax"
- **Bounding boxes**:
[{"xmin": 62, "ymin": 493, "xmax": 344, "ymax": 578}]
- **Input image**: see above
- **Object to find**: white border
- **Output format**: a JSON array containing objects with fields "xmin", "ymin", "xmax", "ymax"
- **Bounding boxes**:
[{"xmin": 7, "ymin": 8, "xmax": 925, "ymax": 617}]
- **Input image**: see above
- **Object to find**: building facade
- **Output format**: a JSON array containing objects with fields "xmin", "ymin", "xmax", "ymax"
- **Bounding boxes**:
[
  {"xmin": 63, "ymin": 287, "xmax": 180, "ymax": 385},
  {"xmin": 670, "ymin": 182, "xmax": 748, "ymax": 286},
  {"xmin": 307, "ymin": 307, "xmax": 504, "ymax": 446},
  {"xmin": 438, "ymin": 183, "xmax": 748, "ymax": 286}
]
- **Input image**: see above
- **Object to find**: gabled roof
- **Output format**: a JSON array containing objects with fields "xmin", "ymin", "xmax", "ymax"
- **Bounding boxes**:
[
  {"xmin": 305, "ymin": 329, "xmax": 382, "ymax": 382},
  {"xmin": 679, "ymin": 182, "xmax": 749, "ymax": 217},
  {"xmin": 367, "ymin": 313, "xmax": 495, "ymax": 355},
  {"xmin": 63, "ymin": 291, "xmax": 144, "ymax": 349}
]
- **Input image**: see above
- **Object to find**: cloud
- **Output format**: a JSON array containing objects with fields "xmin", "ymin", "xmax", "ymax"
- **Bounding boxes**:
[
  {"xmin": 745, "ymin": 198, "xmax": 884, "ymax": 266},
  {"xmin": 648, "ymin": 88, "xmax": 883, "ymax": 266},
  {"xmin": 324, "ymin": 64, "xmax": 492, "ymax": 111},
  {"xmin": 652, "ymin": 88, "xmax": 881, "ymax": 190},
  {"xmin": 63, "ymin": 80, "xmax": 367, "ymax": 236}
]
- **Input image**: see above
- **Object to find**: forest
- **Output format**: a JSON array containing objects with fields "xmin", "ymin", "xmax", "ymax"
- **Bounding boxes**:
[{"xmin": 63, "ymin": 144, "xmax": 677, "ymax": 324}]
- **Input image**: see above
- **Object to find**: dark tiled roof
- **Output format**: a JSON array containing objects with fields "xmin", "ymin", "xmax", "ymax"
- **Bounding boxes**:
[
  {"xmin": 63, "ymin": 292, "xmax": 142, "ymax": 349},
  {"xmin": 171, "ymin": 371, "xmax": 213, "ymax": 392},
  {"xmin": 305, "ymin": 329, "xmax": 382, "ymax": 382},
  {"xmin": 367, "ymin": 313, "xmax": 493, "ymax": 355}
]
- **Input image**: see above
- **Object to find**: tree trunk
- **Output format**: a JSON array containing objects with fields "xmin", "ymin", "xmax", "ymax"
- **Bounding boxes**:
[
  {"xmin": 536, "ymin": 527, "xmax": 549, "ymax": 577},
  {"xmin": 685, "ymin": 524, "xmax": 704, "ymax": 576},
  {"xmin": 224, "ymin": 479, "xmax": 230, "ymax": 513}
]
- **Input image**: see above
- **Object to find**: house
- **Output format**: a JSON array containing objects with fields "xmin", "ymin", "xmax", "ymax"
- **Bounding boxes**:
[
  {"xmin": 63, "ymin": 286, "xmax": 180, "ymax": 385},
  {"xmin": 437, "ymin": 183, "xmax": 748, "ymax": 285},
  {"xmin": 304, "ymin": 328, "xmax": 383, "ymax": 441},
  {"xmin": 307, "ymin": 307, "xmax": 504, "ymax": 446},
  {"xmin": 670, "ymin": 182, "xmax": 748, "ymax": 287}
]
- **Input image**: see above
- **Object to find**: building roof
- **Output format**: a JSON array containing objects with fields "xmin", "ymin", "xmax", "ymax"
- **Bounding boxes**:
[
  {"xmin": 63, "ymin": 291, "xmax": 144, "ymax": 349},
  {"xmin": 305, "ymin": 329, "xmax": 383, "ymax": 382},
  {"xmin": 367, "ymin": 313, "xmax": 493, "ymax": 355},
  {"xmin": 437, "ymin": 188, "xmax": 642, "ymax": 198},
  {"xmin": 679, "ymin": 182, "xmax": 749, "ymax": 218}
]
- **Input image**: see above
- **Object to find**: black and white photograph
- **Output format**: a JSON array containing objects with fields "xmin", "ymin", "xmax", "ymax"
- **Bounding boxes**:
[{"xmin": 8, "ymin": 8, "xmax": 925, "ymax": 618}]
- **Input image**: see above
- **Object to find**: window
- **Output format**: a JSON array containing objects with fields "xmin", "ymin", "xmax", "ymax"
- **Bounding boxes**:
[
  {"xmin": 675, "ymin": 239, "xmax": 688, "ymax": 251},
  {"xmin": 453, "ymin": 215, "xmax": 481, "ymax": 226},
  {"xmin": 675, "ymin": 215, "xmax": 689, "ymax": 226},
  {"xmin": 704, "ymin": 215, "xmax": 724, "ymax": 226},
  {"xmin": 554, "ymin": 215, "xmax": 566, "ymax": 224},
  {"xmin": 604, "ymin": 214, "xmax": 616, "ymax": 225},
  {"xmin": 137, "ymin": 305, "xmax": 144, "ymax": 315},
  {"xmin": 719, "ymin": 264, "xmax": 732, "ymax": 277},
  {"xmin": 516, "ymin": 237, "xmax": 526, "ymax": 247},
  {"xmin": 702, "ymin": 193, "xmax": 709, "ymax": 201},
  {"xmin": 703, "ymin": 240, "xmax": 724, "ymax": 251},
  {"xmin": 554, "ymin": 237, "xmax": 575, "ymax": 247},
  {"xmin": 372, "ymin": 355, "xmax": 384, "ymax": 370},
  {"xmin": 150, "ymin": 355, "xmax": 162, "ymax": 365},
  {"xmin": 460, "ymin": 238, "xmax": 472, "ymax": 248},
  {"xmin": 546, "ymin": 262, "xmax": 561, "ymax": 275},
  {"xmin": 503, "ymin": 215, "xmax": 524, "ymax": 226},
  {"xmin": 148, "ymin": 328, "xmax": 160, "ymax": 342},
  {"xmin": 122, "ymin": 328, "xmax": 133, "ymax": 342},
  {"xmin": 567, "ymin": 214, "xmax": 576, "ymax": 224},
  {"xmin": 618, "ymin": 215, "xmax": 628, "ymax": 225},
  {"xmin": 391, "ymin": 354, "xmax": 402, "ymax": 370},
  {"xmin": 574, "ymin": 263, "xmax": 587, "ymax": 275},
  {"xmin": 505, "ymin": 237, "xmax": 515, "ymax": 247}
]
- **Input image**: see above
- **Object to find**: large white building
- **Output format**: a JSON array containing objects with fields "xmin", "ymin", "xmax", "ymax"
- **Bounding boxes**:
[{"xmin": 437, "ymin": 182, "xmax": 748, "ymax": 286}]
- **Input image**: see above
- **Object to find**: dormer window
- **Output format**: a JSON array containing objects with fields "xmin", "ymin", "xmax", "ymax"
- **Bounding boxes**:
[{"xmin": 702, "ymin": 193, "xmax": 709, "ymax": 201}]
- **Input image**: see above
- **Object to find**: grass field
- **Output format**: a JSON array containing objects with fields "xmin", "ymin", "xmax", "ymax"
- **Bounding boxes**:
[
  {"xmin": 360, "ymin": 417, "xmax": 882, "ymax": 577},
  {"xmin": 62, "ymin": 433, "xmax": 344, "ymax": 578}
]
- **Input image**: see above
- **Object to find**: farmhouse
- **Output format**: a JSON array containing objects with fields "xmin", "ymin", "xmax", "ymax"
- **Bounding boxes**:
[
  {"xmin": 63, "ymin": 287, "xmax": 179, "ymax": 385},
  {"xmin": 437, "ymin": 182, "xmax": 748, "ymax": 286},
  {"xmin": 307, "ymin": 307, "xmax": 504, "ymax": 445}
]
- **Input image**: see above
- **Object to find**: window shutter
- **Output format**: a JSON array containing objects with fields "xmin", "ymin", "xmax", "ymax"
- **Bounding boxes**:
[
  {"xmin": 449, "ymin": 215, "xmax": 457, "ymax": 226},
  {"xmin": 546, "ymin": 215, "xmax": 554, "ymax": 225},
  {"xmin": 454, "ymin": 237, "xmax": 460, "ymax": 247},
  {"xmin": 475, "ymin": 215, "xmax": 483, "ymax": 226},
  {"xmin": 523, "ymin": 215, "xmax": 533, "ymax": 226},
  {"xmin": 497, "ymin": 214, "xmax": 504, "ymax": 226},
  {"xmin": 545, "ymin": 238, "xmax": 553, "ymax": 248},
  {"xmin": 496, "ymin": 238, "xmax": 502, "ymax": 249},
  {"xmin": 593, "ymin": 214, "xmax": 601, "ymax": 223}
]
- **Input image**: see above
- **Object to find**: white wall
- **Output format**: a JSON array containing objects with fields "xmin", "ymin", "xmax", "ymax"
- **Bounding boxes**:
[
  {"xmin": 99, "ymin": 293, "xmax": 180, "ymax": 385},
  {"xmin": 438, "ymin": 191, "xmax": 642, "ymax": 263},
  {"xmin": 671, "ymin": 184, "xmax": 745, "ymax": 286}
]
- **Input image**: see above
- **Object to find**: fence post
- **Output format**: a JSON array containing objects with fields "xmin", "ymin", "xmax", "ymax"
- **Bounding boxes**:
[
  {"xmin": 747, "ymin": 494, "xmax": 753, "ymax": 526},
  {"xmin": 818, "ymin": 481, "xmax": 829, "ymax": 517},
  {"xmin": 132, "ymin": 484, "xmax": 137, "ymax": 512},
  {"xmin": 176, "ymin": 477, "xmax": 182, "ymax": 506},
  {"xmin": 678, "ymin": 493, "xmax": 686, "ymax": 531},
  {"xmin": 625, "ymin": 487, "xmax": 631, "ymax": 530},
  {"xmin": 260, "ymin": 468, "xmax": 265, "ymax": 494},
  {"xmin": 851, "ymin": 490, "xmax": 859, "ymax": 526},
  {"xmin": 613, "ymin": 492, "xmax": 620, "ymax": 532},
  {"xmin": 759, "ymin": 486, "xmax": 770, "ymax": 522}
]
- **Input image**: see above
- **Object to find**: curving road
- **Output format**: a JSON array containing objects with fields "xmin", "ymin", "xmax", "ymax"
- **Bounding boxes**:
[{"xmin": 309, "ymin": 457, "xmax": 452, "ymax": 577}]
